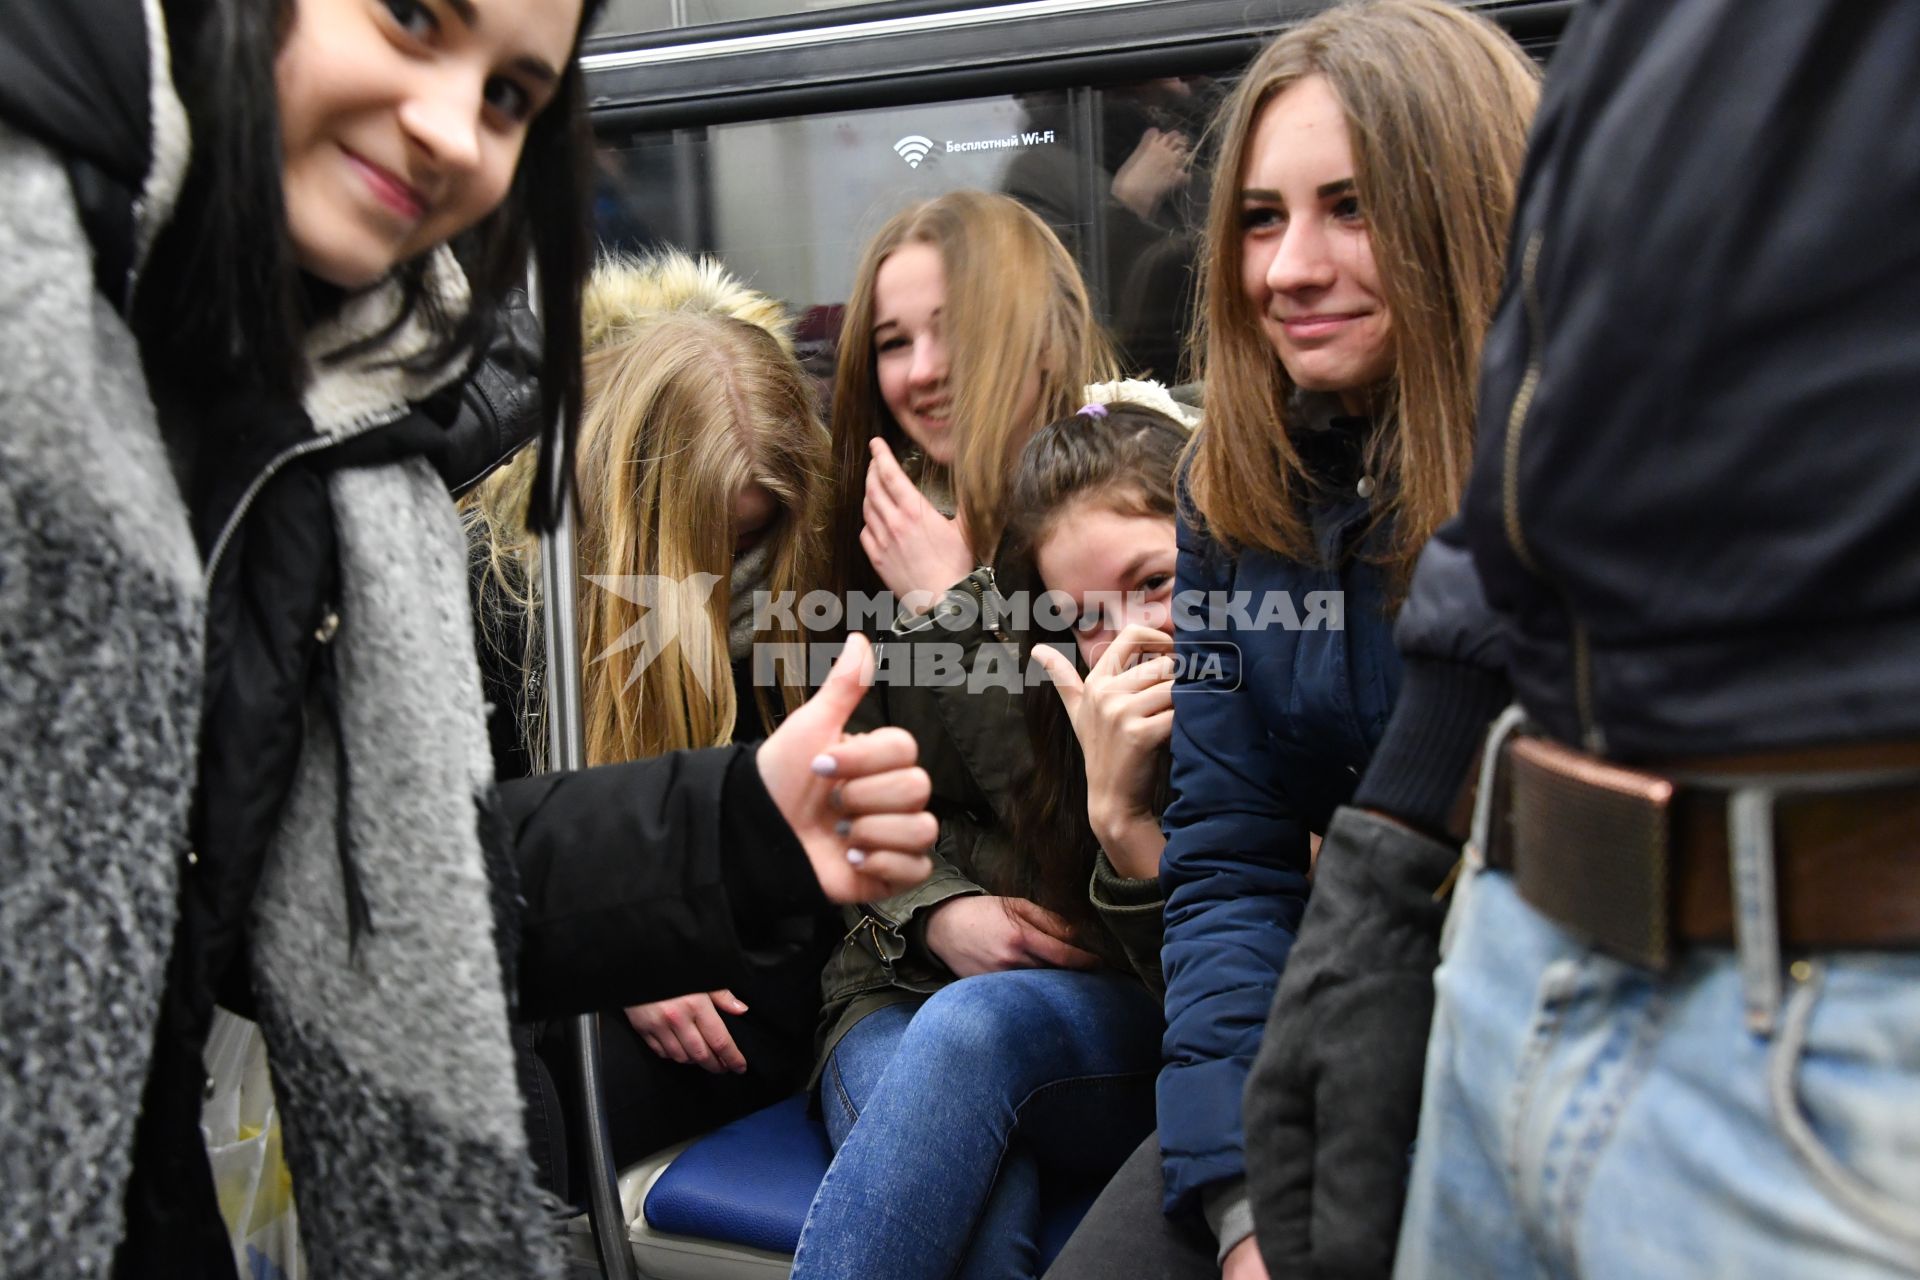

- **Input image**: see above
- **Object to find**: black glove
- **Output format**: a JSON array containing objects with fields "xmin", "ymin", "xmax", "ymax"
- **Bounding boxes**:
[{"xmin": 1242, "ymin": 805, "xmax": 1459, "ymax": 1279}]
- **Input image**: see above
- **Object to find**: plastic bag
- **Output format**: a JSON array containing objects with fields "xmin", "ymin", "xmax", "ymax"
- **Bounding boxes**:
[{"xmin": 202, "ymin": 1010, "xmax": 305, "ymax": 1280}]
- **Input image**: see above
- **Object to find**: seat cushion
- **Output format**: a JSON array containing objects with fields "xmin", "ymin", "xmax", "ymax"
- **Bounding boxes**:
[
  {"xmin": 643, "ymin": 1093, "xmax": 1107, "ymax": 1263},
  {"xmin": 642, "ymin": 1093, "xmax": 830, "ymax": 1254}
]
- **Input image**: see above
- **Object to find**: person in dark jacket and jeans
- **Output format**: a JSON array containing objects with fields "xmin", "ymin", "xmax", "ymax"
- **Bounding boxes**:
[
  {"xmin": 1012, "ymin": 401, "xmax": 1199, "ymax": 996},
  {"xmin": 1248, "ymin": 2, "xmax": 1920, "ymax": 1276},
  {"xmin": 0, "ymin": 2, "xmax": 934, "ymax": 1276},
  {"xmin": 1045, "ymin": 5, "xmax": 1539, "ymax": 1277}
]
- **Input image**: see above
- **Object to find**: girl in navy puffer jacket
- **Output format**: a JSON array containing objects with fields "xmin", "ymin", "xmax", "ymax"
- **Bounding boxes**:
[{"xmin": 1045, "ymin": 5, "xmax": 1539, "ymax": 1277}]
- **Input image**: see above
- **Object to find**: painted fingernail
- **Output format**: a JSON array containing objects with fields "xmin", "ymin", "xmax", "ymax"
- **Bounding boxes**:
[
  {"xmin": 846, "ymin": 849, "xmax": 868, "ymax": 866},
  {"xmin": 811, "ymin": 753, "xmax": 838, "ymax": 777},
  {"xmin": 835, "ymin": 818, "xmax": 853, "ymax": 837}
]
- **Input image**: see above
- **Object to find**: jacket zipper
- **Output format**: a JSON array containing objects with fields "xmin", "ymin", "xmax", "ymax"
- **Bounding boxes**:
[
  {"xmin": 1500, "ymin": 230, "xmax": 1604, "ymax": 752},
  {"xmin": 862, "ymin": 896, "xmax": 910, "ymax": 931},
  {"xmin": 963, "ymin": 565, "xmax": 1004, "ymax": 637},
  {"xmin": 843, "ymin": 908, "xmax": 904, "ymax": 982},
  {"xmin": 894, "ymin": 565, "xmax": 998, "ymax": 637},
  {"xmin": 201, "ymin": 436, "xmax": 339, "ymax": 590}
]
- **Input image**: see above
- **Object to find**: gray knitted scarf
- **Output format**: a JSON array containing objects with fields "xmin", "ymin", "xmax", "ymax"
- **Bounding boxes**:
[
  {"xmin": 0, "ymin": 115, "xmax": 202, "ymax": 1278},
  {"xmin": 246, "ymin": 253, "xmax": 560, "ymax": 1278},
  {"xmin": 728, "ymin": 538, "xmax": 774, "ymax": 661}
]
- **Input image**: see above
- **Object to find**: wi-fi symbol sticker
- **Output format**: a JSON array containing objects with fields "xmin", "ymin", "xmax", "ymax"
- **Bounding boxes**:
[{"xmin": 894, "ymin": 135, "xmax": 935, "ymax": 169}]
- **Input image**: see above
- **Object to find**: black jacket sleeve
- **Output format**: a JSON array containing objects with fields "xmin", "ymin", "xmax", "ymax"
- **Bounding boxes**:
[
  {"xmin": 423, "ymin": 293, "xmax": 545, "ymax": 499},
  {"xmin": 502, "ymin": 743, "xmax": 827, "ymax": 1019}
]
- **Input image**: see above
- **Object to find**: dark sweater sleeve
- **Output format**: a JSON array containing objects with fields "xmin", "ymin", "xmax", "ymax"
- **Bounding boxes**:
[
  {"xmin": 501, "ymin": 743, "xmax": 825, "ymax": 1019},
  {"xmin": 1352, "ymin": 517, "xmax": 1511, "ymax": 840},
  {"xmin": 717, "ymin": 745, "xmax": 829, "ymax": 933}
]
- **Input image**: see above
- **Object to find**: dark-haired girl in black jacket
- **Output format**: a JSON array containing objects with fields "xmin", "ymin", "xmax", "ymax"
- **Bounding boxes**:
[{"xmin": 0, "ymin": 1, "xmax": 931, "ymax": 1275}]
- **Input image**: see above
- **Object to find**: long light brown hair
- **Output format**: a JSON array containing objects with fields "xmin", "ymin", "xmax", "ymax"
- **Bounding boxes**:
[
  {"xmin": 826, "ymin": 190, "xmax": 1117, "ymax": 601},
  {"xmin": 1187, "ymin": 0, "xmax": 1538, "ymax": 587},
  {"xmin": 467, "ymin": 253, "xmax": 829, "ymax": 766}
]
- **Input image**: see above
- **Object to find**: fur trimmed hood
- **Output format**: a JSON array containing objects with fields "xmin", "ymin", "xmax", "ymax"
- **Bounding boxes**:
[{"xmin": 582, "ymin": 249, "xmax": 795, "ymax": 357}]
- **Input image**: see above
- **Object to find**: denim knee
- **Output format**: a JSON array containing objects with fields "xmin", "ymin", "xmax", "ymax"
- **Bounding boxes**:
[{"xmin": 906, "ymin": 976, "xmax": 1046, "ymax": 1079}]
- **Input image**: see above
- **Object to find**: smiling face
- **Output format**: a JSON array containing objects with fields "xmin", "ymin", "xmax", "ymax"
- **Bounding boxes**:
[
  {"xmin": 1034, "ymin": 500, "xmax": 1178, "ymax": 666},
  {"xmin": 870, "ymin": 242, "xmax": 956, "ymax": 466},
  {"xmin": 277, "ymin": 0, "xmax": 582, "ymax": 289},
  {"xmin": 1239, "ymin": 74, "xmax": 1394, "ymax": 411}
]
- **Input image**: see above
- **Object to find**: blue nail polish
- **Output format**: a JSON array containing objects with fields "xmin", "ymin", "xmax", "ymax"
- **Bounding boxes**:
[{"xmin": 835, "ymin": 818, "xmax": 852, "ymax": 837}]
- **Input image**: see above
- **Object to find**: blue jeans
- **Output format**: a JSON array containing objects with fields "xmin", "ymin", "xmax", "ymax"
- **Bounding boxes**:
[
  {"xmin": 791, "ymin": 969, "xmax": 1162, "ymax": 1280},
  {"xmin": 1396, "ymin": 867, "xmax": 1920, "ymax": 1279}
]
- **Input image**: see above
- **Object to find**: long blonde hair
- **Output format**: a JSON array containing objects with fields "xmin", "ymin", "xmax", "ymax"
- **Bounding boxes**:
[
  {"xmin": 827, "ymin": 190, "xmax": 1116, "ymax": 595},
  {"xmin": 1187, "ymin": 0, "xmax": 1538, "ymax": 588},
  {"xmin": 467, "ymin": 253, "xmax": 829, "ymax": 766}
]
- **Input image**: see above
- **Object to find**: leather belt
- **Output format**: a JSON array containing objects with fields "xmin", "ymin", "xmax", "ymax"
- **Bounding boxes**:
[{"xmin": 1482, "ymin": 734, "xmax": 1920, "ymax": 970}]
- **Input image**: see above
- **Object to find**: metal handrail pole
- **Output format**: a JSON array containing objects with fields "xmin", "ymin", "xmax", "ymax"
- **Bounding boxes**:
[{"xmin": 539, "ymin": 428, "xmax": 639, "ymax": 1280}]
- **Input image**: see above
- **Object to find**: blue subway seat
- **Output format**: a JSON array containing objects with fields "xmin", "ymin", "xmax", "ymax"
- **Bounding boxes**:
[
  {"xmin": 642, "ymin": 1095, "xmax": 1106, "ymax": 1267},
  {"xmin": 644, "ymin": 1094, "xmax": 830, "ymax": 1254}
]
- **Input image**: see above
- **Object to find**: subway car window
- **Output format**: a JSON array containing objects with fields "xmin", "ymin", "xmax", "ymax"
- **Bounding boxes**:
[{"xmin": 593, "ymin": 74, "xmax": 1222, "ymax": 390}]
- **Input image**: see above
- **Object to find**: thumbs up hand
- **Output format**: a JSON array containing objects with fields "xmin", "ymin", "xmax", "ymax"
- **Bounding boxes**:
[
  {"xmin": 1030, "ymin": 625, "xmax": 1175, "ymax": 879},
  {"xmin": 757, "ymin": 633, "xmax": 936, "ymax": 902}
]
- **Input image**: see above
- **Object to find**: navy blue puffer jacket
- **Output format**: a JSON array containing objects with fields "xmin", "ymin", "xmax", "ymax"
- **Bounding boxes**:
[{"xmin": 1158, "ymin": 451, "xmax": 1402, "ymax": 1219}]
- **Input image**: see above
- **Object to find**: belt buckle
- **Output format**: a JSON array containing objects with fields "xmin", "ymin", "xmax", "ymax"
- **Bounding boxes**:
[{"xmin": 1508, "ymin": 736, "xmax": 1676, "ymax": 970}]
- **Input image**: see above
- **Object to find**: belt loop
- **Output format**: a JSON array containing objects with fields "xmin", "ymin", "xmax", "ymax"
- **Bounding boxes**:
[
  {"xmin": 1728, "ymin": 786, "xmax": 1782, "ymax": 1037},
  {"xmin": 1467, "ymin": 705, "xmax": 1530, "ymax": 870},
  {"xmin": 1446, "ymin": 705, "xmax": 1526, "ymax": 960}
]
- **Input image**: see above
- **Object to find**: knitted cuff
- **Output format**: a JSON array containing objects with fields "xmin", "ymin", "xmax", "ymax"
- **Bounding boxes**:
[
  {"xmin": 1202, "ymin": 1178, "xmax": 1255, "ymax": 1261},
  {"xmin": 1354, "ymin": 654, "xmax": 1509, "ymax": 839},
  {"xmin": 1089, "ymin": 851, "xmax": 1162, "ymax": 908}
]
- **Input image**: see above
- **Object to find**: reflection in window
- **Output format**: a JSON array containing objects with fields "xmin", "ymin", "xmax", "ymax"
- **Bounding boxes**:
[
  {"xmin": 591, "ymin": 75, "xmax": 1228, "ymax": 393},
  {"xmin": 1001, "ymin": 78, "xmax": 1224, "ymax": 382}
]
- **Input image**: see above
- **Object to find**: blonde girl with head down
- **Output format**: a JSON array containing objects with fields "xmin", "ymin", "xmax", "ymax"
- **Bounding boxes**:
[
  {"xmin": 1043, "ymin": 4, "xmax": 1540, "ymax": 1279},
  {"xmin": 471, "ymin": 252, "xmax": 827, "ymax": 767},
  {"xmin": 467, "ymin": 252, "xmax": 842, "ymax": 1183}
]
